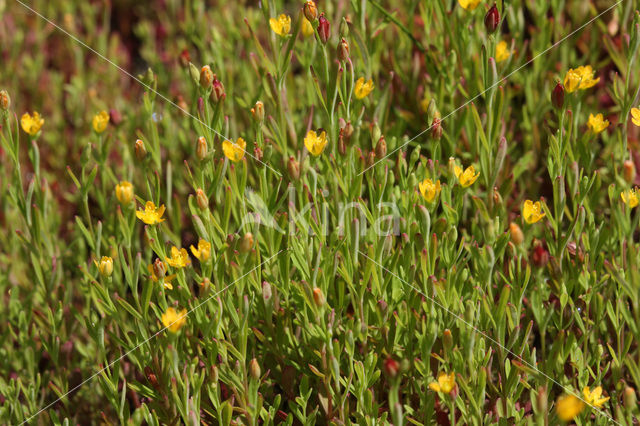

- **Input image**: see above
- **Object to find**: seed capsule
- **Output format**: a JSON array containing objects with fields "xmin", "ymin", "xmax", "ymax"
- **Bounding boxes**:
[
  {"xmin": 135, "ymin": 139, "xmax": 147, "ymax": 161},
  {"xmin": 337, "ymin": 38, "xmax": 350, "ymax": 62},
  {"xmin": 0, "ymin": 90, "xmax": 11, "ymax": 111},
  {"xmin": 623, "ymin": 160, "xmax": 636, "ymax": 184},
  {"xmin": 196, "ymin": 188, "xmax": 208, "ymax": 210}
]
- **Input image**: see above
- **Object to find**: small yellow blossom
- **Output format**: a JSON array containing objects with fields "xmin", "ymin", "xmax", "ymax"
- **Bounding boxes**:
[
  {"xmin": 631, "ymin": 107, "xmax": 640, "ymax": 126},
  {"xmin": 222, "ymin": 137, "xmax": 246, "ymax": 162},
  {"xmin": 495, "ymin": 41, "xmax": 511, "ymax": 63},
  {"xmin": 522, "ymin": 199, "xmax": 546, "ymax": 224},
  {"xmin": 302, "ymin": 18, "xmax": 314, "ymax": 37},
  {"xmin": 115, "ymin": 181, "xmax": 134, "ymax": 205},
  {"xmin": 270, "ymin": 14, "xmax": 291, "ymax": 36},
  {"xmin": 458, "ymin": 0, "xmax": 481, "ymax": 10},
  {"xmin": 20, "ymin": 111, "xmax": 44, "ymax": 136},
  {"xmin": 166, "ymin": 246, "xmax": 191, "ymax": 268},
  {"xmin": 304, "ymin": 130, "xmax": 328, "ymax": 156},
  {"xmin": 454, "ymin": 165, "xmax": 480, "ymax": 187},
  {"xmin": 147, "ymin": 263, "xmax": 175, "ymax": 290},
  {"xmin": 161, "ymin": 307, "xmax": 187, "ymax": 333},
  {"xmin": 190, "ymin": 239, "xmax": 212, "ymax": 262},
  {"xmin": 556, "ymin": 394, "xmax": 585, "ymax": 422},
  {"xmin": 621, "ymin": 187, "xmax": 639, "ymax": 208},
  {"xmin": 587, "ymin": 113, "xmax": 609, "ymax": 134},
  {"xmin": 564, "ymin": 66, "xmax": 599, "ymax": 93},
  {"xmin": 135, "ymin": 201, "xmax": 166, "ymax": 225},
  {"xmin": 418, "ymin": 178, "xmax": 441, "ymax": 202},
  {"xmin": 92, "ymin": 110, "xmax": 109, "ymax": 133},
  {"xmin": 94, "ymin": 256, "xmax": 113, "ymax": 277},
  {"xmin": 428, "ymin": 372, "xmax": 456, "ymax": 393},
  {"xmin": 583, "ymin": 386, "xmax": 610, "ymax": 408},
  {"xmin": 354, "ymin": 77, "xmax": 374, "ymax": 99}
]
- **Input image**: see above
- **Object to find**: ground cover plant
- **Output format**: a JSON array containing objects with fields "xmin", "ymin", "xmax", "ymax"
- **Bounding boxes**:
[{"xmin": 2, "ymin": 0, "xmax": 640, "ymax": 424}]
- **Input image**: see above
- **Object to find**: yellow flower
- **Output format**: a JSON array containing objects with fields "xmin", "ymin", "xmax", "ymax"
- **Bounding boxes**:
[
  {"xmin": 556, "ymin": 394, "xmax": 585, "ymax": 422},
  {"xmin": 302, "ymin": 18, "xmax": 314, "ymax": 37},
  {"xmin": 522, "ymin": 199, "xmax": 546, "ymax": 224},
  {"xmin": 583, "ymin": 386, "xmax": 610, "ymax": 408},
  {"xmin": 161, "ymin": 307, "xmax": 187, "ymax": 333},
  {"xmin": 495, "ymin": 41, "xmax": 511, "ymax": 63},
  {"xmin": 190, "ymin": 239, "xmax": 212, "ymax": 262},
  {"xmin": 166, "ymin": 246, "xmax": 191, "ymax": 268},
  {"xmin": 621, "ymin": 187, "xmax": 639, "ymax": 208},
  {"xmin": 354, "ymin": 77, "xmax": 374, "ymax": 99},
  {"xmin": 147, "ymin": 263, "xmax": 175, "ymax": 290},
  {"xmin": 135, "ymin": 201, "xmax": 166, "ymax": 225},
  {"xmin": 304, "ymin": 130, "xmax": 328, "ymax": 156},
  {"xmin": 269, "ymin": 14, "xmax": 291, "ymax": 36},
  {"xmin": 428, "ymin": 372, "xmax": 456, "ymax": 393},
  {"xmin": 564, "ymin": 66, "xmax": 600, "ymax": 93},
  {"xmin": 631, "ymin": 107, "xmax": 640, "ymax": 126},
  {"xmin": 94, "ymin": 256, "xmax": 113, "ymax": 277},
  {"xmin": 418, "ymin": 178, "xmax": 441, "ymax": 202},
  {"xmin": 454, "ymin": 165, "xmax": 480, "ymax": 187},
  {"xmin": 20, "ymin": 111, "xmax": 44, "ymax": 136},
  {"xmin": 458, "ymin": 0, "xmax": 481, "ymax": 10},
  {"xmin": 115, "ymin": 181, "xmax": 134, "ymax": 205},
  {"xmin": 587, "ymin": 113, "xmax": 609, "ymax": 134},
  {"xmin": 222, "ymin": 137, "xmax": 246, "ymax": 162},
  {"xmin": 92, "ymin": 110, "xmax": 110, "ymax": 133}
]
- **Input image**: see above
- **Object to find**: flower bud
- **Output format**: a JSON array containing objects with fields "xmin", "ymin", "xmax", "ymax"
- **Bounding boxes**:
[
  {"xmin": 509, "ymin": 222, "xmax": 524, "ymax": 245},
  {"xmin": 340, "ymin": 17, "xmax": 349, "ymax": 37},
  {"xmin": 431, "ymin": 117, "xmax": 443, "ymax": 140},
  {"xmin": 196, "ymin": 188, "xmax": 208, "ymax": 210},
  {"xmin": 443, "ymin": 329, "xmax": 453, "ymax": 351},
  {"xmin": 115, "ymin": 181, "xmax": 134, "ymax": 205},
  {"xmin": 484, "ymin": 4, "xmax": 500, "ymax": 34},
  {"xmin": 312, "ymin": 287, "xmax": 325, "ymax": 307},
  {"xmin": 623, "ymin": 160, "xmax": 636, "ymax": 184},
  {"xmin": 210, "ymin": 75, "xmax": 226, "ymax": 104},
  {"xmin": 318, "ymin": 14, "xmax": 330, "ymax": 44},
  {"xmin": 337, "ymin": 38, "xmax": 350, "ymax": 62},
  {"xmin": 179, "ymin": 49, "xmax": 190, "ymax": 68},
  {"xmin": 249, "ymin": 358, "xmax": 261, "ymax": 380},
  {"xmin": 0, "ymin": 90, "xmax": 10, "ymax": 111},
  {"xmin": 366, "ymin": 150, "xmax": 376, "ymax": 168},
  {"xmin": 531, "ymin": 242, "xmax": 549, "ymax": 268},
  {"xmin": 383, "ymin": 357, "xmax": 399, "ymax": 378},
  {"xmin": 97, "ymin": 256, "xmax": 113, "ymax": 277},
  {"xmin": 535, "ymin": 387, "xmax": 548, "ymax": 413},
  {"xmin": 262, "ymin": 281, "xmax": 272, "ymax": 301},
  {"xmin": 240, "ymin": 232, "xmax": 254, "ymax": 253},
  {"xmin": 153, "ymin": 258, "xmax": 166, "ymax": 279},
  {"xmin": 551, "ymin": 82, "xmax": 565, "ymax": 110},
  {"xmin": 196, "ymin": 136, "xmax": 208, "ymax": 161},
  {"xmin": 200, "ymin": 65, "xmax": 214, "ymax": 89},
  {"xmin": 303, "ymin": 1, "xmax": 318, "ymax": 22},
  {"xmin": 338, "ymin": 131, "xmax": 347, "ymax": 156},
  {"xmin": 375, "ymin": 135, "xmax": 387, "ymax": 158},
  {"xmin": 135, "ymin": 139, "xmax": 147, "ymax": 161},
  {"xmin": 287, "ymin": 156, "xmax": 300, "ymax": 180},
  {"xmin": 254, "ymin": 144, "xmax": 264, "ymax": 163},
  {"xmin": 251, "ymin": 101, "xmax": 265, "ymax": 123},
  {"xmin": 624, "ymin": 386, "xmax": 637, "ymax": 409}
]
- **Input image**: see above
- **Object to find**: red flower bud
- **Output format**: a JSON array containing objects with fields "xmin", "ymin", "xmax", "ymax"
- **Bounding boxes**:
[
  {"xmin": 384, "ymin": 357, "xmax": 400, "ymax": 378},
  {"xmin": 210, "ymin": 75, "xmax": 226, "ymax": 104},
  {"xmin": 551, "ymin": 82, "xmax": 565, "ymax": 110},
  {"xmin": 337, "ymin": 37, "xmax": 350, "ymax": 62},
  {"xmin": 484, "ymin": 4, "xmax": 500, "ymax": 34},
  {"xmin": 431, "ymin": 117, "xmax": 443, "ymax": 140},
  {"xmin": 318, "ymin": 14, "xmax": 330, "ymax": 44}
]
